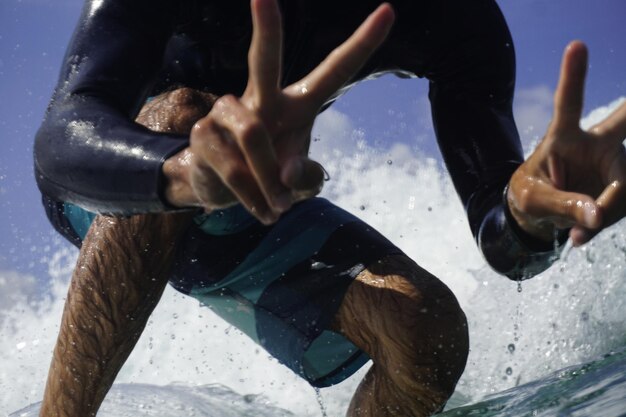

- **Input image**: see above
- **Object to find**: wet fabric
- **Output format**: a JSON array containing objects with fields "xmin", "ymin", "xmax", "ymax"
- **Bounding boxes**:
[
  {"xmin": 44, "ymin": 195, "xmax": 402, "ymax": 386},
  {"xmin": 34, "ymin": 0, "xmax": 565, "ymax": 279}
]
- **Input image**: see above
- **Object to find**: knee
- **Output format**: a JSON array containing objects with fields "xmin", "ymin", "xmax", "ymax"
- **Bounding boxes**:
[
  {"xmin": 368, "ymin": 257, "xmax": 469, "ymax": 396},
  {"xmin": 135, "ymin": 87, "xmax": 218, "ymax": 134},
  {"xmin": 418, "ymin": 280, "xmax": 469, "ymax": 395}
]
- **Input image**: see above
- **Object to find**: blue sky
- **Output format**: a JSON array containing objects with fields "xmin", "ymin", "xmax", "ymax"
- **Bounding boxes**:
[{"xmin": 0, "ymin": 0, "xmax": 625, "ymax": 281}]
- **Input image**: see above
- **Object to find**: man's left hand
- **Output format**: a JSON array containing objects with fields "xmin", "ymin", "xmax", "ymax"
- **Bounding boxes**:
[{"xmin": 508, "ymin": 41, "xmax": 626, "ymax": 247}]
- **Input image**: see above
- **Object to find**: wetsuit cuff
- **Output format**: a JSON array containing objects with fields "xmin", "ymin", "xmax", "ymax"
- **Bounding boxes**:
[
  {"xmin": 478, "ymin": 186, "xmax": 569, "ymax": 281},
  {"xmin": 502, "ymin": 184, "xmax": 570, "ymax": 253},
  {"xmin": 156, "ymin": 140, "xmax": 190, "ymax": 211}
]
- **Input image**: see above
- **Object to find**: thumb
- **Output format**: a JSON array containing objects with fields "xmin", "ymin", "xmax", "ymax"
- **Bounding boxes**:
[
  {"xmin": 280, "ymin": 157, "xmax": 326, "ymax": 200},
  {"xmin": 596, "ymin": 179, "xmax": 626, "ymax": 227},
  {"xmin": 570, "ymin": 180, "xmax": 626, "ymax": 246},
  {"xmin": 510, "ymin": 179, "xmax": 602, "ymax": 230}
]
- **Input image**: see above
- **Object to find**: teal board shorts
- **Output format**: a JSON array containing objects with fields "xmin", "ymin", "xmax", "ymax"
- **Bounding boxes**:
[{"xmin": 43, "ymin": 196, "xmax": 402, "ymax": 387}]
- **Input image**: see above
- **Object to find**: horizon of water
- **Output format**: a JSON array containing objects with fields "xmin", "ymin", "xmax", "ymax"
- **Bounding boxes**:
[{"xmin": 2, "ymin": 98, "xmax": 626, "ymax": 416}]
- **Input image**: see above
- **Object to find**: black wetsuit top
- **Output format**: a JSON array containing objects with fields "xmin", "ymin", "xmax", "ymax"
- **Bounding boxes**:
[{"xmin": 34, "ymin": 0, "xmax": 564, "ymax": 280}]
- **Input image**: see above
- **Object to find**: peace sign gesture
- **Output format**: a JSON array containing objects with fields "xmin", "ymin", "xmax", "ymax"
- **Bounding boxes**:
[
  {"xmin": 507, "ymin": 41, "xmax": 626, "ymax": 246},
  {"xmin": 163, "ymin": 0, "xmax": 395, "ymax": 224}
]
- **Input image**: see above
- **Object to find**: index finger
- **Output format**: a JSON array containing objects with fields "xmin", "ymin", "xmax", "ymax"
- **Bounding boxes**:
[
  {"xmin": 247, "ymin": 0, "xmax": 283, "ymax": 102},
  {"xmin": 294, "ymin": 3, "xmax": 395, "ymax": 109},
  {"xmin": 552, "ymin": 41, "xmax": 588, "ymax": 131}
]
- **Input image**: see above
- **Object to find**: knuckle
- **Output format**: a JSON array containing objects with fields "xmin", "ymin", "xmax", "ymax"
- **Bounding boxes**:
[
  {"xmin": 237, "ymin": 120, "xmax": 264, "ymax": 148},
  {"xmin": 515, "ymin": 187, "xmax": 533, "ymax": 212},
  {"xmin": 215, "ymin": 94, "xmax": 237, "ymax": 110},
  {"xmin": 191, "ymin": 116, "xmax": 216, "ymax": 138}
]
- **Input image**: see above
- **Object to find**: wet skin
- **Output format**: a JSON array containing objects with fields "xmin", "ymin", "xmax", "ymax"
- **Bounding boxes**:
[
  {"xmin": 37, "ymin": 0, "xmax": 626, "ymax": 416},
  {"xmin": 37, "ymin": 0, "xmax": 626, "ymax": 278},
  {"xmin": 40, "ymin": 87, "xmax": 468, "ymax": 417}
]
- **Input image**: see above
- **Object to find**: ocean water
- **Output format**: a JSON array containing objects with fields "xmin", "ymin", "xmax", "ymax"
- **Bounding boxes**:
[
  {"xmin": 11, "ymin": 347, "xmax": 626, "ymax": 417},
  {"xmin": 440, "ymin": 346, "xmax": 626, "ymax": 417},
  {"xmin": 3, "ymin": 98, "xmax": 626, "ymax": 416}
]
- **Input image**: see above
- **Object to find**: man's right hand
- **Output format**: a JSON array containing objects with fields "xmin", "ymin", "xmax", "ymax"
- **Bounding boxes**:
[{"xmin": 162, "ymin": 0, "xmax": 395, "ymax": 224}]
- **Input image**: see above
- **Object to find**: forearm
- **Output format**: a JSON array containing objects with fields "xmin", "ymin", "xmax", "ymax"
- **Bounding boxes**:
[
  {"xmin": 424, "ymin": 0, "xmax": 567, "ymax": 279},
  {"xmin": 40, "ymin": 212, "xmax": 193, "ymax": 417},
  {"xmin": 34, "ymin": 0, "xmax": 181, "ymax": 215},
  {"xmin": 34, "ymin": 97, "xmax": 188, "ymax": 215}
]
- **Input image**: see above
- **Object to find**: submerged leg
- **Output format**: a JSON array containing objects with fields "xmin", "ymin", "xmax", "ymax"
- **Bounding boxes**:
[{"xmin": 332, "ymin": 255, "xmax": 469, "ymax": 417}]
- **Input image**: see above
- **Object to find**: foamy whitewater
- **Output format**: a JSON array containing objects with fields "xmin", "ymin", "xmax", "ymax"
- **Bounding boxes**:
[{"xmin": 3, "ymin": 97, "xmax": 626, "ymax": 416}]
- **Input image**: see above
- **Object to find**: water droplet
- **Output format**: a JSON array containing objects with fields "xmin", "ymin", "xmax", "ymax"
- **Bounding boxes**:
[
  {"xmin": 505, "ymin": 367, "xmax": 513, "ymax": 375},
  {"xmin": 311, "ymin": 261, "xmax": 330, "ymax": 270},
  {"xmin": 359, "ymin": 205, "xmax": 365, "ymax": 211},
  {"xmin": 315, "ymin": 388, "xmax": 329, "ymax": 417},
  {"xmin": 508, "ymin": 343, "xmax": 515, "ymax": 353},
  {"xmin": 386, "ymin": 159, "xmax": 393, "ymax": 165}
]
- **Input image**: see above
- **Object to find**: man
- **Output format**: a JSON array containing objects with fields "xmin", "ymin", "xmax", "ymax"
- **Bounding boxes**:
[{"xmin": 34, "ymin": 0, "xmax": 626, "ymax": 416}]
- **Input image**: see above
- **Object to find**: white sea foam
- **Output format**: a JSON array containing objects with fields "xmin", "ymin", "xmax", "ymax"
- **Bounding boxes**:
[
  {"xmin": 3, "ymin": 98, "xmax": 626, "ymax": 416},
  {"xmin": 12, "ymin": 383, "xmax": 296, "ymax": 417}
]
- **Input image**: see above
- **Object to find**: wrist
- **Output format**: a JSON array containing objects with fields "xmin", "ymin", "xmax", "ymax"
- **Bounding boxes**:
[
  {"xmin": 504, "ymin": 183, "xmax": 569, "ymax": 248},
  {"xmin": 162, "ymin": 148, "xmax": 200, "ymax": 208}
]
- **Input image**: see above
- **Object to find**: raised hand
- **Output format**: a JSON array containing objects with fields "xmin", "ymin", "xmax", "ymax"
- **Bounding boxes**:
[
  {"xmin": 163, "ymin": 0, "xmax": 395, "ymax": 224},
  {"xmin": 507, "ymin": 41, "xmax": 626, "ymax": 246}
]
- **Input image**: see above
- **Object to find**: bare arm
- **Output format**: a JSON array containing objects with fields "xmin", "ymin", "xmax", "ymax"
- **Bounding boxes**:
[{"xmin": 508, "ymin": 41, "xmax": 626, "ymax": 247}]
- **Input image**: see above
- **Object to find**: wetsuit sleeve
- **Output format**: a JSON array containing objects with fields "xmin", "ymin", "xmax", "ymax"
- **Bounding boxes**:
[
  {"xmin": 424, "ymin": 0, "xmax": 566, "ymax": 280},
  {"xmin": 34, "ymin": 0, "xmax": 186, "ymax": 214}
]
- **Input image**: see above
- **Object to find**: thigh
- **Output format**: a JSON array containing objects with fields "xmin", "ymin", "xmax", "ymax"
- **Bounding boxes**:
[
  {"xmin": 331, "ymin": 254, "xmax": 469, "ymax": 394},
  {"xmin": 169, "ymin": 197, "xmax": 405, "ymax": 387}
]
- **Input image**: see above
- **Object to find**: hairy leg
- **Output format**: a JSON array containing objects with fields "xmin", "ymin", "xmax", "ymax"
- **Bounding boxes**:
[
  {"xmin": 39, "ymin": 212, "xmax": 194, "ymax": 416},
  {"xmin": 331, "ymin": 255, "xmax": 469, "ymax": 417},
  {"xmin": 40, "ymin": 88, "xmax": 216, "ymax": 416}
]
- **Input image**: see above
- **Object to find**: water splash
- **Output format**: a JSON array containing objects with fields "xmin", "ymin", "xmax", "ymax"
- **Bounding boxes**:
[{"xmin": 4, "ymin": 100, "xmax": 626, "ymax": 415}]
